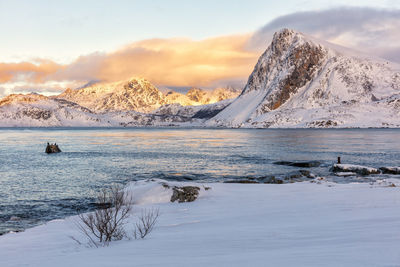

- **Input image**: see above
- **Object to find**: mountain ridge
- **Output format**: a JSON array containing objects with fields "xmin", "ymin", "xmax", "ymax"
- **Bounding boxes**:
[{"xmin": 55, "ymin": 77, "xmax": 239, "ymax": 113}]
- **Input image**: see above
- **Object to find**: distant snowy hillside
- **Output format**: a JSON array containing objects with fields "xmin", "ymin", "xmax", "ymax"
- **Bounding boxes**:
[
  {"xmin": 210, "ymin": 29, "xmax": 400, "ymax": 128},
  {"xmin": 152, "ymin": 99, "xmax": 234, "ymax": 118},
  {"xmin": 164, "ymin": 87, "xmax": 239, "ymax": 107},
  {"xmin": 57, "ymin": 78, "xmax": 239, "ymax": 113},
  {"xmin": 0, "ymin": 94, "xmax": 102, "ymax": 127},
  {"xmin": 0, "ymin": 93, "xmax": 154, "ymax": 127},
  {"xmin": 0, "ymin": 93, "xmax": 232, "ymax": 127},
  {"xmin": 57, "ymin": 78, "xmax": 167, "ymax": 113}
]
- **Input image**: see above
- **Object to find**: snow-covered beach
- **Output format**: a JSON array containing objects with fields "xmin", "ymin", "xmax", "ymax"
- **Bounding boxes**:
[{"xmin": 1, "ymin": 179, "xmax": 400, "ymax": 267}]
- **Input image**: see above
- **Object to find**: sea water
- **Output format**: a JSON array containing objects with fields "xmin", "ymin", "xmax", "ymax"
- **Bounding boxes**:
[{"xmin": 0, "ymin": 128, "xmax": 399, "ymax": 234}]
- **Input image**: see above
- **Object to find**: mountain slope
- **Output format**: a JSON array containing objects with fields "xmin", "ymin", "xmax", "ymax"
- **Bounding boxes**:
[
  {"xmin": 0, "ymin": 94, "xmax": 102, "ymax": 127},
  {"xmin": 210, "ymin": 29, "xmax": 400, "ymax": 128},
  {"xmin": 57, "ymin": 78, "xmax": 167, "ymax": 113},
  {"xmin": 164, "ymin": 87, "xmax": 240, "ymax": 107},
  {"xmin": 57, "ymin": 78, "xmax": 240, "ymax": 114},
  {"xmin": 0, "ymin": 93, "xmax": 231, "ymax": 127}
]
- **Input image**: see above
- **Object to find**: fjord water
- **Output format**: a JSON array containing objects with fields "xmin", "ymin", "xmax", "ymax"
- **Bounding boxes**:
[{"xmin": 0, "ymin": 128, "xmax": 399, "ymax": 234}]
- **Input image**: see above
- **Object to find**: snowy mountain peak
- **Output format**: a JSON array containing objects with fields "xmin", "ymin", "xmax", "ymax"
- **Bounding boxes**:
[
  {"xmin": 241, "ymin": 28, "xmax": 327, "ymax": 110},
  {"xmin": 57, "ymin": 77, "xmax": 167, "ymax": 113},
  {"xmin": 211, "ymin": 28, "xmax": 400, "ymax": 128}
]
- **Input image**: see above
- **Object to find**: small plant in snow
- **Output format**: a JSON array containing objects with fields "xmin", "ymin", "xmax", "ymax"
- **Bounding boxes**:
[
  {"xmin": 76, "ymin": 186, "xmax": 132, "ymax": 247},
  {"xmin": 134, "ymin": 208, "xmax": 160, "ymax": 239}
]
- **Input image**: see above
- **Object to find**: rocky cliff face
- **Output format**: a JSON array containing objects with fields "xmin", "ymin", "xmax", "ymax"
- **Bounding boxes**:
[
  {"xmin": 210, "ymin": 29, "xmax": 400, "ymax": 128},
  {"xmin": 244, "ymin": 29, "xmax": 326, "ymax": 111}
]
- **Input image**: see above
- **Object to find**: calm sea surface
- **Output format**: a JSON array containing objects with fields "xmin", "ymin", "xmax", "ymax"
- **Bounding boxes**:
[{"xmin": 0, "ymin": 128, "xmax": 399, "ymax": 234}]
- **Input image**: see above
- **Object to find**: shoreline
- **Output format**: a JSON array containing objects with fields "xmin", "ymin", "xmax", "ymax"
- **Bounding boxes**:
[{"xmin": 2, "ymin": 164, "xmax": 400, "ymax": 236}]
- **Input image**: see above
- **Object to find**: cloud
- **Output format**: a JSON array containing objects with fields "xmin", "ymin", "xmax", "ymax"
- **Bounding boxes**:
[
  {"xmin": 0, "ymin": 80, "xmax": 84, "ymax": 97},
  {"xmin": 49, "ymin": 52, "xmax": 105, "ymax": 82},
  {"xmin": 2, "ymin": 6, "xmax": 400, "ymax": 97},
  {"xmin": 0, "ymin": 34, "xmax": 258, "ymax": 95},
  {"xmin": 248, "ymin": 7, "xmax": 400, "ymax": 63},
  {"xmin": 64, "ymin": 34, "xmax": 258, "ymax": 87},
  {"xmin": 0, "ymin": 60, "xmax": 62, "ymax": 83}
]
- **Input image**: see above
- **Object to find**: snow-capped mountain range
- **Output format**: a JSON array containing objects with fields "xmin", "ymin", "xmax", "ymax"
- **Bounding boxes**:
[
  {"xmin": 56, "ymin": 78, "xmax": 239, "ymax": 113},
  {"xmin": 0, "ymin": 79, "xmax": 238, "ymax": 127},
  {"xmin": 1, "ymin": 29, "xmax": 400, "ymax": 127}
]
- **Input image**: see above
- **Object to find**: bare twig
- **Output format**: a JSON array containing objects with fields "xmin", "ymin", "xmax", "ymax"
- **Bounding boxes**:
[
  {"xmin": 134, "ymin": 208, "xmax": 160, "ymax": 239},
  {"xmin": 69, "ymin": 235, "xmax": 82, "ymax": 245},
  {"xmin": 76, "ymin": 186, "xmax": 132, "ymax": 246}
]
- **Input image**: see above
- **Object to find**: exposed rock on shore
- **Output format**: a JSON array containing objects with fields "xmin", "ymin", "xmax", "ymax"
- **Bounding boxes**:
[{"xmin": 170, "ymin": 186, "xmax": 201, "ymax": 203}]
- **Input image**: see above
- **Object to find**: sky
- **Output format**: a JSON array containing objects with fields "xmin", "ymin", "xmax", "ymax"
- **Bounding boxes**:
[{"xmin": 0, "ymin": 0, "xmax": 399, "ymax": 96}]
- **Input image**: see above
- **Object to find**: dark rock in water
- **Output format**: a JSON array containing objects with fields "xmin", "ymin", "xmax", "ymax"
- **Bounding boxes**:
[
  {"xmin": 331, "ymin": 164, "xmax": 380, "ymax": 175},
  {"xmin": 171, "ymin": 186, "xmax": 200, "ymax": 203},
  {"xmin": 379, "ymin": 167, "xmax": 400, "ymax": 175},
  {"xmin": 273, "ymin": 161, "xmax": 321, "ymax": 168},
  {"xmin": 224, "ymin": 180, "xmax": 260, "ymax": 184},
  {"xmin": 45, "ymin": 143, "xmax": 61, "ymax": 153}
]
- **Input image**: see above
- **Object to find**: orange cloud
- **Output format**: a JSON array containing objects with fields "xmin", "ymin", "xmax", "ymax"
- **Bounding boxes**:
[
  {"xmin": 0, "ymin": 60, "xmax": 62, "ymax": 83},
  {"xmin": 0, "ymin": 34, "xmax": 259, "ymax": 93},
  {"xmin": 96, "ymin": 34, "xmax": 258, "ymax": 86}
]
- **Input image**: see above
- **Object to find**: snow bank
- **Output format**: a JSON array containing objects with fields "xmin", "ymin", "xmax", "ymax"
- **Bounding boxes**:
[
  {"xmin": 1, "ymin": 180, "xmax": 400, "ymax": 266},
  {"xmin": 123, "ymin": 179, "xmax": 210, "ymax": 205},
  {"xmin": 123, "ymin": 179, "xmax": 174, "ymax": 205}
]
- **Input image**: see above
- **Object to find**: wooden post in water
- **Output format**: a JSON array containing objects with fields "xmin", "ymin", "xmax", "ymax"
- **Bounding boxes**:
[{"xmin": 337, "ymin": 156, "xmax": 341, "ymax": 164}]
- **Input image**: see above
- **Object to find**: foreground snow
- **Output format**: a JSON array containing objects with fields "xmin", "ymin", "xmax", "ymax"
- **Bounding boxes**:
[{"xmin": 1, "ymin": 180, "xmax": 400, "ymax": 266}]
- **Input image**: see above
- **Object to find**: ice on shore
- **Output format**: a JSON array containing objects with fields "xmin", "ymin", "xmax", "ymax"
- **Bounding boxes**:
[{"xmin": 331, "ymin": 164, "xmax": 380, "ymax": 175}]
